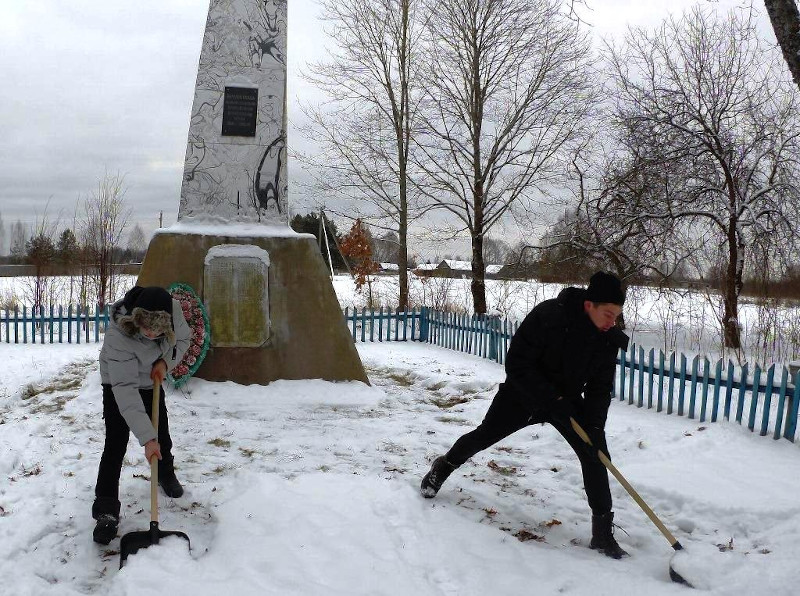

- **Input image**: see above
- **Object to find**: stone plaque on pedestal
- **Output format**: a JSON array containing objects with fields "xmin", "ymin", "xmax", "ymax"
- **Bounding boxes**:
[{"xmin": 204, "ymin": 244, "xmax": 270, "ymax": 347}]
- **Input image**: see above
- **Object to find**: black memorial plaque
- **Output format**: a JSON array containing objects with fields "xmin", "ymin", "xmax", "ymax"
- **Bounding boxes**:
[{"xmin": 221, "ymin": 87, "xmax": 258, "ymax": 137}]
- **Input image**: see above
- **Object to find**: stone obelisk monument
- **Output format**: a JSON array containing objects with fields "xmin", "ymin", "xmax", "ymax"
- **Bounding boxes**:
[{"xmin": 137, "ymin": 0, "xmax": 367, "ymax": 385}]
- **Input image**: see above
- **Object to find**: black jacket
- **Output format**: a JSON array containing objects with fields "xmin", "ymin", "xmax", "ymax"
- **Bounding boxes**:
[{"xmin": 501, "ymin": 287, "xmax": 629, "ymax": 428}]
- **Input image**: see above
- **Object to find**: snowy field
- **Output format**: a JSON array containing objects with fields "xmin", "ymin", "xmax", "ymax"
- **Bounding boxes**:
[
  {"xmin": 329, "ymin": 274, "xmax": 800, "ymax": 367},
  {"xmin": 1, "ymin": 340, "xmax": 800, "ymax": 595},
  {"xmin": 4, "ymin": 273, "xmax": 797, "ymax": 367}
]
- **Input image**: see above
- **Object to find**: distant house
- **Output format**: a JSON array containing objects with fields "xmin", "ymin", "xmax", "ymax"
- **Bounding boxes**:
[
  {"xmin": 412, "ymin": 260, "xmax": 507, "ymax": 279},
  {"xmin": 377, "ymin": 262, "xmax": 399, "ymax": 275},
  {"xmin": 413, "ymin": 262, "xmax": 440, "ymax": 277},
  {"xmin": 437, "ymin": 260, "xmax": 473, "ymax": 278}
]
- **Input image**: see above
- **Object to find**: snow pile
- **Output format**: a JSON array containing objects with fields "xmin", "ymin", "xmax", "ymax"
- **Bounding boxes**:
[{"xmin": 1, "ymin": 342, "xmax": 799, "ymax": 595}]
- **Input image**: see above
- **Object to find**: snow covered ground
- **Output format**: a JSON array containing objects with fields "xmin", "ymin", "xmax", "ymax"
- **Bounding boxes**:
[{"xmin": 1, "ymin": 340, "xmax": 799, "ymax": 595}]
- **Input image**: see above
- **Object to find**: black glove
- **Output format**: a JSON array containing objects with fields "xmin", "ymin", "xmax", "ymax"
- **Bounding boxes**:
[
  {"xmin": 549, "ymin": 396, "xmax": 577, "ymax": 426},
  {"xmin": 572, "ymin": 423, "xmax": 607, "ymax": 462},
  {"xmin": 585, "ymin": 425, "xmax": 609, "ymax": 456}
]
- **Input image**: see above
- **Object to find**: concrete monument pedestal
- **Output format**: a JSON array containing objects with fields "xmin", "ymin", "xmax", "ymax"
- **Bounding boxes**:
[{"xmin": 138, "ymin": 224, "xmax": 367, "ymax": 385}]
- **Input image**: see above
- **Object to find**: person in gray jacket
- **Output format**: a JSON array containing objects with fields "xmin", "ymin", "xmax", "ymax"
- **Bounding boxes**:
[{"xmin": 92, "ymin": 286, "xmax": 191, "ymax": 545}]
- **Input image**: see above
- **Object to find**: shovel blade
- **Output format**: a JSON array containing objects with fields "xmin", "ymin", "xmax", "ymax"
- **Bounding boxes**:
[
  {"xmin": 668, "ymin": 542, "xmax": 696, "ymax": 588},
  {"xmin": 119, "ymin": 522, "xmax": 190, "ymax": 569},
  {"xmin": 669, "ymin": 566, "xmax": 693, "ymax": 588}
]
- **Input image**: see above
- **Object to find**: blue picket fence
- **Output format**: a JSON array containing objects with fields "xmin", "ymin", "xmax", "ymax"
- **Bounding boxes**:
[
  {"xmin": 344, "ymin": 307, "xmax": 800, "ymax": 443},
  {"xmin": 2, "ymin": 303, "xmax": 797, "ymax": 443},
  {"xmin": 0, "ymin": 305, "xmax": 111, "ymax": 344},
  {"xmin": 343, "ymin": 306, "xmax": 518, "ymax": 363},
  {"xmin": 617, "ymin": 345, "xmax": 800, "ymax": 443}
]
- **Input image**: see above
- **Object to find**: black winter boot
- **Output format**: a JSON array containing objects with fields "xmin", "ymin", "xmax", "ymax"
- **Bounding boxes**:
[
  {"xmin": 159, "ymin": 469, "xmax": 184, "ymax": 498},
  {"xmin": 590, "ymin": 512, "xmax": 629, "ymax": 559},
  {"xmin": 93, "ymin": 513, "xmax": 119, "ymax": 545},
  {"xmin": 420, "ymin": 456, "xmax": 456, "ymax": 498}
]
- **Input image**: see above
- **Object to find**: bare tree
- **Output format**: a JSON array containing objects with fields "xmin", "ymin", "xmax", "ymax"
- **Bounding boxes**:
[
  {"xmin": 24, "ymin": 238, "xmax": 55, "ymax": 308},
  {"xmin": 9, "ymin": 220, "xmax": 28, "ymax": 263},
  {"xmin": 81, "ymin": 172, "xmax": 131, "ymax": 308},
  {"xmin": 126, "ymin": 223, "xmax": 147, "ymax": 261},
  {"xmin": 300, "ymin": 0, "xmax": 427, "ymax": 311},
  {"xmin": 415, "ymin": 0, "xmax": 595, "ymax": 313},
  {"xmin": 607, "ymin": 6, "xmax": 800, "ymax": 348},
  {"xmin": 541, "ymin": 140, "xmax": 699, "ymax": 285},
  {"xmin": 372, "ymin": 231, "xmax": 401, "ymax": 264},
  {"xmin": 765, "ymin": 0, "xmax": 800, "ymax": 89},
  {"xmin": 482, "ymin": 236, "xmax": 511, "ymax": 265}
]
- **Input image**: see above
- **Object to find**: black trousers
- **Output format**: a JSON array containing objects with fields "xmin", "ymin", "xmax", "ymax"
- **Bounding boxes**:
[
  {"xmin": 92, "ymin": 383, "xmax": 174, "ymax": 519},
  {"xmin": 445, "ymin": 388, "xmax": 613, "ymax": 514}
]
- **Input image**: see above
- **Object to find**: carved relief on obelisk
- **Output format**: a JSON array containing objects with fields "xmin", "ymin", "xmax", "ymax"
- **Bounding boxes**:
[{"xmin": 179, "ymin": 0, "xmax": 288, "ymax": 223}]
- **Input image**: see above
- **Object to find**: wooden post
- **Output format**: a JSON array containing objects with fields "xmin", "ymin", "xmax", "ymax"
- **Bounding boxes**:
[
  {"xmin": 736, "ymin": 363, "xmax": 749, "ymax": 424},
  {"xmin": 688, "ymin": 356, "xmax": 699, "ymax": 419},
  {"xmin": 678, "ymin": 354, "xmax": 687, "ymax": 416},
  {"xmin": 711, "ymin": 359, "xmax": 722, "ymax": 422},
  {"xmin": 784, "ymin": 370, "xmax": 800, "ymax": 441},
  {"xmin": 748, "ymin": 365, "xmax": 762, "ymax": 432},
  {"xmin": 637, "ymin": 346, "xmax": 645, "ymax": 408},
  {"xmin": 628, "ymin": 343, "xmax": 636, "ymax": 406},
  {"xmin": 656, "ymin": 350, "xmax": 665, "ymax": 412},
  {"xmin": 773, "ymin": 367, "xmax": 789, "ymax": 440},
  {"xmin": 760, "ymin": 365, "xmax": 775, "ymax": 437},
  {"xmin": 699, "ymin": 358, "xmax": 711, "ymax": 422},
  {"xmin": 667, "ymin": 352, "xmax": 676, "ymax": 414},
  {"xmin": 723, "ymin": 359, "xmax": 735, "ymax": 420}
]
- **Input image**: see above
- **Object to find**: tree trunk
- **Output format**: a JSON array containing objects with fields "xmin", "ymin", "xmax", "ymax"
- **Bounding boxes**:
[
  {"xmin": 398, "ymin": 215, "xmax": 409, "ymax": 311},
  {"xmin": 723, "ymin": 222, "xmax": 742, "ymax": 349},
  {"xmin": 98, "ymin": 250, "xmax": 109, "ymax": 309},
  {"xmin": 471, "ymin": 234, "xmax": 487, "ymax": 314},
  {"xmin": 397, "ymin": 97, "xmax": 410, "ymax": 312},
  {"xmin": 765, "ymin": 0, "xmax": 800, "ymax": 89},
  {"xmin": 471, "ymin": 184, "xmax": 487, "ymax": 314}
]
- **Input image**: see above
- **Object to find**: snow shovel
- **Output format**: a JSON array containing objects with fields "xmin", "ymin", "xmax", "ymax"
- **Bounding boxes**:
[
  {"xmin": 569, "ymin": 417, "xmax": 693, "ymax": 588},
  {"xmin": 119, "ymin": 378, "xmax": 190, "ymax": 569}
]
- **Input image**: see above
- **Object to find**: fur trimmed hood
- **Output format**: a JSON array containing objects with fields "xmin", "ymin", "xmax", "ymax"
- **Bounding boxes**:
[
  {"xmin": 115, "ymin": 286, "xmax": 176, "ymax": 345},
  {"xmin": 117, "ymin": 307, "xmax": 175, "ymax": 345}
]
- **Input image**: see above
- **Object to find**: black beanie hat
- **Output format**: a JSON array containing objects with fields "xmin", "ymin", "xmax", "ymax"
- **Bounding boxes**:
[
  {"xmin": 586, "ymin": 271, "xmax": 625, "ymax": 306},
  {"xmin": 122, "ymin": 286, "xmax": 173, "ymax": 314}
]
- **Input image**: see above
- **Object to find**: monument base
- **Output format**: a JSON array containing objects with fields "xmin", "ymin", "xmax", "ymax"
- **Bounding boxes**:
[{"xmin": 136, "ymin": 226, "xmax": 368, "ymax": 386}]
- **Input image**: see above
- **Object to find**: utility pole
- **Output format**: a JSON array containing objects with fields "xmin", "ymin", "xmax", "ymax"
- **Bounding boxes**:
[{"xmin": 319, "ymin": 209, "xmax": 334, "ymax": 278}]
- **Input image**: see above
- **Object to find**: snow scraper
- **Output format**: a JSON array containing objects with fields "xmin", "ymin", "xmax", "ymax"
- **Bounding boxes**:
[
  {"xmin": 570, "ymin": 417, "xmax": 694, "ymax": 588},
  {"xmin": 119, "ymin": 378, "xmax": 190, "ymax": 569}
]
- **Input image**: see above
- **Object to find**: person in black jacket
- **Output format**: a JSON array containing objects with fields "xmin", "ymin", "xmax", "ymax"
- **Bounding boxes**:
[{"xmin": 420, "ymin": 271, "xmax": 630, "ymax": 558}]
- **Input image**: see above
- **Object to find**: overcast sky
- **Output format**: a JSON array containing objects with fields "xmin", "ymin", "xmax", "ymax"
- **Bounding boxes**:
[{"xmin": 0, "ymin": 0, "xmax": 775, "ymax": 254}]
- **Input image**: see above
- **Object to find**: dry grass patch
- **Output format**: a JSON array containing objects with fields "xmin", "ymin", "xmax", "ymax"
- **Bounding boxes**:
[
  {"xmin": 431, "ymin": 395, "xmax": 471, "ymax": 409},
  {"xmin": 207, "ymin": 438, "xmax": 231, "ymax": 448}
]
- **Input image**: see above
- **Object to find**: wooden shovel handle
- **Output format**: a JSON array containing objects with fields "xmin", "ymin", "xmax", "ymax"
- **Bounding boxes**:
[
  {"xmin": 569, "ymin": 417, "xmax": 682, "ymax": 549},
  {"xmin": 151, "ymin": 378, "xmax": 160, "ymax": 524}
]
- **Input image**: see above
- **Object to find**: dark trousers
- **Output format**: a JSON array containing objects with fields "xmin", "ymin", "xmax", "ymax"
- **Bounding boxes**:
[
  {"xmin": 92, "ymin": 383, "xmax": 174, "ymax": 519},
  {"xmin": 445, "ymin": 389, "xmax": 613, "ymax": 514}
]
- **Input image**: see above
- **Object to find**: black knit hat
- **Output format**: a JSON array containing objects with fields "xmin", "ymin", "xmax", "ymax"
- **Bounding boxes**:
[
  {"xmin": 122, "ymin": 286, "xmax": 173, "ymax": 314},
  {"xmin": 586, "ymin": 271, "xmax": 625, "ymax": 306}
]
